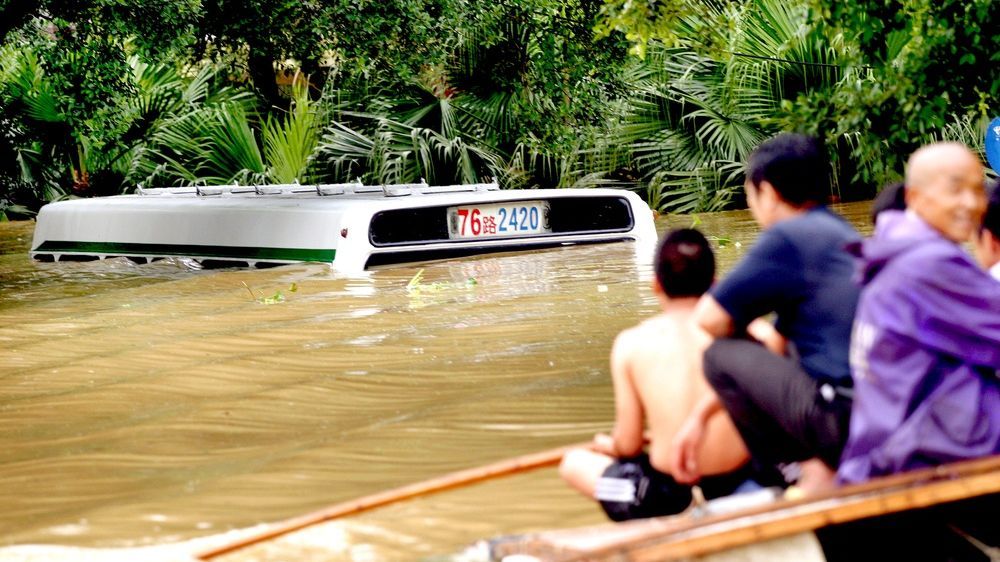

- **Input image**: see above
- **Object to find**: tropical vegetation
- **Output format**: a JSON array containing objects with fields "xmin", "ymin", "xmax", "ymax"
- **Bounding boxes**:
[{"xmin": 0, "ymin": 0, "xmax": 996, "ymax": 220}]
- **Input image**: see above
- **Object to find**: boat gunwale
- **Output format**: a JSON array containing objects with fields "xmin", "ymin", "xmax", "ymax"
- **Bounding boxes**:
[{"xmin": 490, "ymin": 455, "xmax": 1000, "ymax": 562}]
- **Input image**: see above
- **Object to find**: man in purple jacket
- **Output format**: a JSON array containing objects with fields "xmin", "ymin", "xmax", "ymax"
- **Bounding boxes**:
[{"xmin": 838, "ymin": 142, "xmax": 1000, "ymax": 484}]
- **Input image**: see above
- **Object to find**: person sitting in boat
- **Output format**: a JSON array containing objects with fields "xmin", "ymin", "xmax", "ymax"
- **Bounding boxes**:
[
  {"xmin": 559, "ymin": 229, "xmax": 753, "ymax": 521},
  {"xmin": 871, "ymin": 178, "xmax": 1000, "ymax": 280},
  {"xmin": 870, "ymin": 181, "xmax": 906, "ymax": 224},
  {"xmin": 669, "ymin": 133, "xmax": 860, "ymax": 493},
  {"xmin": 838, "ymin": 143, "xmax": 1000, "ymax": 484},
  {"xmin": 972, "ymin": 178, "xmax": 1000, "ymax": 280}
]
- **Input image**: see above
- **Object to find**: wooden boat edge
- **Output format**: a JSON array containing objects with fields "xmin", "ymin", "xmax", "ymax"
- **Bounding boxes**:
[{"xmin": 489, "ymin": 455, "xmax": 1000, "ymax": 561}]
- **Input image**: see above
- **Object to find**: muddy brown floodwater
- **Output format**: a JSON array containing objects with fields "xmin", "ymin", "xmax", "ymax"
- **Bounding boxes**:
[{"xmin": 0, "ymin": 203, "xmax": 873, "ymax": 561}]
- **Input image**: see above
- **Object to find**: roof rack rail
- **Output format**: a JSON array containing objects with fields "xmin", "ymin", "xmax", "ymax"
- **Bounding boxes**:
[{"xmin": 134, "ymin": 180, "xmax": 499, "ymax": 198}]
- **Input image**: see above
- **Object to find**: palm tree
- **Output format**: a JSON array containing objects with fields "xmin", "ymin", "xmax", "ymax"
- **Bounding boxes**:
[
  {"xmin": 125, "ymin": 67, "xmax": 335, "ymax": 188},
  {"xmin": 314, "ymin": 1, "xmax": 632, "ymax": 192},
  {"xmin": 0, "ymin": 46, "xmax": 73, "ymax": 203},
  {"xmin": 608, "ymin": 0, "xmax": 845, "ymax": 213},
  {"xmin": 314, "ymin": 79, "xmax": 508, "ymax": 187},
  {"xmin": 122, "ymin": 58, "xmax": 266, "ymax": 188},
  {"xmin": 262, "ymin": 79, "xmax": 322, "ymax": 184}
]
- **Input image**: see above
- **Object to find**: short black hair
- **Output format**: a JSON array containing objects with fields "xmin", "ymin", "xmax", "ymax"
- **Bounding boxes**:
[
  {"xmin": 746, "ymin": 133, "xmax": 830, "ymax": 206},
  {"xmin": 654, "ymin": 228, "xmax": 715, "ymax": 298},
  {"xmin": 983, "ymin": 178, "xmax": 1000, "ymax": 238},
  {"xmin": 871, "ymin": 181, "xmax": 906, "ymax": 224}
]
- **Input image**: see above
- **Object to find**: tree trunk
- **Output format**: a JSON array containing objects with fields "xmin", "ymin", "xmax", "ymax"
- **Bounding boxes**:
[{"xmin": 247, "ymin": 51, "xmax": 282, "ymax": 110}]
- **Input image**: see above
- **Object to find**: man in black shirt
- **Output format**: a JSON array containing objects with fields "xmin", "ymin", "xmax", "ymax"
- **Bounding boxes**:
[{"xmin": 668, "ymin": 134, "xmax": 860, "ymax": 494}]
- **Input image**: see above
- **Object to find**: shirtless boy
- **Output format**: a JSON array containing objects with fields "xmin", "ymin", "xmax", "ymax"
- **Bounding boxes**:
[{"xmin": 559, "ymin": 229, "xmax": 750, "ymax": 521}]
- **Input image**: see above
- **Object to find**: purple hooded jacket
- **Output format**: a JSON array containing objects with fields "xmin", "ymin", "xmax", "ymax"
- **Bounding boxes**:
[{"xmin": 837, "ymin": 210, "xmax": 1000, "ymax": 484}]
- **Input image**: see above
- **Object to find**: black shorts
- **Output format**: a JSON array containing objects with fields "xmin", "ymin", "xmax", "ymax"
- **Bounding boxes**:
[{"xmin": 595, "ymin": 453, "xmax": 754, "ymax": 522}]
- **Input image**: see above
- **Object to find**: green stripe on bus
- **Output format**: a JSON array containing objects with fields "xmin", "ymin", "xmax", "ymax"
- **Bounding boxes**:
[{"xmin": 35, "ymin": 241, "xmax": 336, "ymax": 262}]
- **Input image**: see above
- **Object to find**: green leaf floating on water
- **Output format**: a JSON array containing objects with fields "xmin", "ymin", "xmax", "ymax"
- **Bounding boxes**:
[
  {"xmin": 242, "ymin": 281, "xmax": 293, "ymax": 304},
  {"xmin": 406, "ymin": 269, "xmax": 425, "ymax": 289},
  {"xmin": 260, "ymin": 291, "xmax": 285, "ymax": 305},
  {"xmin": 406, "ymin": 269, "xmax": 478, "ymax": 294}
]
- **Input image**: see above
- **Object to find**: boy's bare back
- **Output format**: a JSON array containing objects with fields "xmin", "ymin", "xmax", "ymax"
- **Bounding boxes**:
[{"xmin": 612, "ymin": 309, "xmax": 747, "ymax": 476}]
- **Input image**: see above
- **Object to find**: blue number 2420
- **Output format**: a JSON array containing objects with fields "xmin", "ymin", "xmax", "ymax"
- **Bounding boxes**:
[{"xmin": 498, "ymin": 207, "xmax": 540, "ymax": 232}]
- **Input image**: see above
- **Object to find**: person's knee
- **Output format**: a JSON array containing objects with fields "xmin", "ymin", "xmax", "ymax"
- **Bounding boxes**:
[
  {"xmin": 559, "ymin": 448, "xmax": 593, "ymax": 485},
  {"xmin": 558, "ymin": 449, "xmax": 580, "ymax": 481},
  {"xmin": 703, "ymin": 339, "xmax": 734, "ymax": 387},
  {"xmin": 560, "ymin": 448, "xmax": 614, "ymax": 497}
]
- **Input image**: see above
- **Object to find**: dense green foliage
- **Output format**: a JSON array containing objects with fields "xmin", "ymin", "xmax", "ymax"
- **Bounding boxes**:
[
  {"xmin": 0, "ymin": 0, "xmax": 995, "ymax": 219},
  {"xmin": 601, "ymin": 0, "xmax": 846, "ymax": 211},
  {"xmin": 793, "ymin": 0, "xmax": 998, "ymax": 187},
  {"xmin": 0, "ymin": 0, "xmax": 633, "ymax": 217},
  {"xmin": 600, "ymin": 0, "xmax": 998, "ymax": 193}
]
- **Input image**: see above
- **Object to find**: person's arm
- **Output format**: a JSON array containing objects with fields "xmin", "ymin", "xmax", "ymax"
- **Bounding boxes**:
[
  {"xmin": 748, "ymin": 318, "xmax": 788, "ymax": 355},
  {"xmin": 694, "ymin": 294, "xmax": 735, "ymax": 339},
  {"xmin": 918, "ymin": 254, "xmax": 1000, "ymax": 366},
  {"xmin": 700, "ymin": 229, "xmax": 803, "ymax": 337},
  {"xmin": 600, "ymin": 330, "xmax": 645, "ymax": 458},
  {"xmin": 591, "ymin": 432, "xmax": 618, "ymax": 456},
  {"xmin": 696, "ymin": 296, "xmax": 787, "ymax": 355},
  {"xmin": 668, "ymin": 392, "xmax": 723, "ymax": 484}
]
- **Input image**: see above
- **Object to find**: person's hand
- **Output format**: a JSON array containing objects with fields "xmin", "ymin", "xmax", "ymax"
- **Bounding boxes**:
[
  {"xmin": 592, "ymin": 433, "xmax": 617, "ymax": 456},
  {"xmin": 669, "ymin": 415, "xmax": 705, "ymax": 484}
]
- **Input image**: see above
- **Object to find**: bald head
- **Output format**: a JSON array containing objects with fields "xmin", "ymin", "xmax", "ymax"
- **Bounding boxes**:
[
  {"xmin": 905, "ymin": 142, "xmax": 983, "ymax": 190},
  {"xmin": 904, "ymin": 142, "xmax": 986, "ymax": 242}
]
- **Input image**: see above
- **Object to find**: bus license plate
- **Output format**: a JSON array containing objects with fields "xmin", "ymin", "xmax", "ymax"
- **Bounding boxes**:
[{"xmin": 447, "ymin": 201, "xmax": 552, "ymax": 239}]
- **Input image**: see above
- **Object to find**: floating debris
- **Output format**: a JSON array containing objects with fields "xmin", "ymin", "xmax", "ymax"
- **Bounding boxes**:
[
  {"xmin": 405, "ymin": 269, "xmax": 478, "ymax": 294},
  {"xmin": 242, "ymin": 281, "xmax": 295, "ymax": 305}
]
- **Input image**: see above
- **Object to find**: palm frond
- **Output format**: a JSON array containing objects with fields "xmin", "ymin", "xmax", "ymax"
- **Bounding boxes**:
[
  {"xmin": 263, "ymin": 82, "xmax": 320, "ymax": 184},
  {"xmin": 598, "ymin": 0, "xmax": 851, "ymax": 212},
  {"xmin": 7, "ymin": 51, "xmax": 65, "ymax": 125},
  {"xmin": 314, "ymin": 81, "xmax": 510, "ymax": 186},
  {"xmin": 203, "ymin": 106, "xmax": 266, "ymax": 180}
]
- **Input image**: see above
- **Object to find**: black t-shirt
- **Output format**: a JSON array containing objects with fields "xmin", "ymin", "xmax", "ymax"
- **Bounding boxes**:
[{"xmin": 710, "ymin": 207, "xmax": 860, "ymax": 382}]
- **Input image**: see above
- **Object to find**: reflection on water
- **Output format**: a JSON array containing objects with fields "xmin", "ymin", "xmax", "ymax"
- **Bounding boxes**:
[{"xmin": 0, "ymin": 203, "xmax": 872, "ymax": 561}]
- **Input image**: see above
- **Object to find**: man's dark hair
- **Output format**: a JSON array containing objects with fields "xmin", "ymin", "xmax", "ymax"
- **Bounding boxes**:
[
  {"xmin": 746, "ymin": 133, "xmax": 830, "ymax": 207},
  {"xmin": 870, "ymin": 181, "xmax": 907, "ymax": 224},
  {"xmin": 654, "ymin": 228, "xmax": 715, "ymax": 298},
  {"xmin": 983, "ymin": 178, "xmax": 1000, "ymax": 237}
]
